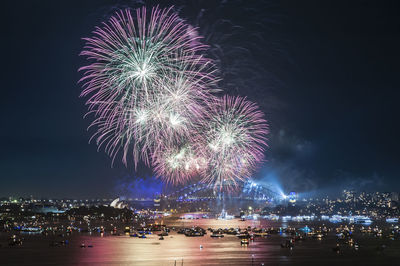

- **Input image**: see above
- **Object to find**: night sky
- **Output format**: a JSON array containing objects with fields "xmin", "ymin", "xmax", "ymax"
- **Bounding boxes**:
[{"xmin": 1, "ymin": 0, "xmax": 399, "ymax": 198}]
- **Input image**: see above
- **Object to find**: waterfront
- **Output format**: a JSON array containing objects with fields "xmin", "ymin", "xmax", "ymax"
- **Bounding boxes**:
[{"xmin": 1, "ymin": 218, "xmax": 399, "ymax": 265}]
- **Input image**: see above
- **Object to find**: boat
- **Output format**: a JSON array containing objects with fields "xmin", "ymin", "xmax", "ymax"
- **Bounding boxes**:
[
  {"xmin": 184, "ymin": 227, "xmax": 206, "ymax": 237},
  {"xmin": 312, "ymin": 234, "xmax": 324, "ymax": 239},
  {"xmin": 299, "ymin": 226, "xmax": 312, "ymax": 233},
  {"xmin": 21, "ymin": 227, "xmax": 43, "ymax": 233},
  {"xmin": 254, "ymin": 232, "xmax": 269, "ymax": 237},
  {"xmin": 185, "ymin": 231, "xmax": 204, "ymax": 237},
  {"xmin": 177, "ymin": 229, "xmax": 186, "ymax": 234},
  {"xmin": 241, "ymin": 239, "xmax": 249, "ymax": 245},
  {"xmin": 354, "ymin": 216, "xmax": 372, "ymax": 225},
  {"xmin": 386, "ymin": 218, "xmax": 399, "ymax": 223},
  {"xmin": 236, "ymin": 233, "xmax": 250, "ymax": 239},
  {"xmin": 211, "ymin": 233, "xmax": 224, "ymax": 238}
]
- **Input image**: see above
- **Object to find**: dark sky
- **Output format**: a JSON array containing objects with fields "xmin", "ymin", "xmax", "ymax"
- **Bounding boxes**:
[{"xmin": 1, "ymin": 0, "xmax": 399, "ymax": 198}]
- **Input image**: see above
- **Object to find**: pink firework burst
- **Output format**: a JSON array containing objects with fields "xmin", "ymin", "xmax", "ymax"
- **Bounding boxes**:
[
  {"xmin": 79, "ymin": 6, "xmax": 217, "ymax": 167},
  {"xmin": 196, "ymin": 95, "xmax": 269, "ymax": 190}
]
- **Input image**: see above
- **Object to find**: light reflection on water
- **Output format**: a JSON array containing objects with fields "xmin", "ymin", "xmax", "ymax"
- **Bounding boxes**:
[
  {"xmin": 72, "ymin": 219, "xmax": 400, "ymax": 265},
  {"xmin": 76, "ymin": 232, "xmax": 268, "ymax": 265},
  {"xmin": 0, "ymin": 232, "xmax": 306, "ymax": 265},
  {"xmin": 1, "ymin": 219, "xmax": 400, "ymax": 265}
]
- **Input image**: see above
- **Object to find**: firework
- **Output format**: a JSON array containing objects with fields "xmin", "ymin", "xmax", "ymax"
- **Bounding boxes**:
[
  {"xmin": 196, "ymin": 95, "xmax": 269, "ymax": 190},
  {"xmin": 79, "ymin": 6, "xmax": 270, "ymax": 189},
  {"xmin": 79, "ymin": 6, "xmax": 217, "ymax": 167},
  {"xmin": 152, "ymin": 142, "xmax": 206, "ymax": 184}
]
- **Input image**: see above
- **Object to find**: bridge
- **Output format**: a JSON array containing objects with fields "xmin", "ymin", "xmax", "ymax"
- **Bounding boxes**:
[{"xmin": 164, "ymin": 181, "xmax": 280, "ymax": 203}]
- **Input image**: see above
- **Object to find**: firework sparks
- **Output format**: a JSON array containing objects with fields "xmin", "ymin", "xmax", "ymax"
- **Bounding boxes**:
[
  {"xmin": 196, "ymin": 95, "xmax": 269, "ymax": 190},
  {"xmin": 79, "ymin": 6, "xmax": 269, "ymax": 189},
  {"xmin": 79, "ymin": 6, "xmax": 217, "ymax": 167},
  {"xmin": 152, "ymin": 143, "xmax": 206, "ymax": 184}
]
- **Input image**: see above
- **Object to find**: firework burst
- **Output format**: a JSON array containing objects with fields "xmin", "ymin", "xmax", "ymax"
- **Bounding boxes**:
[
  {"xmin": 152, "ymin": 142, "xmax": 206, "ymax": 184},
  {"xmin": 79, "ymin": 6, "xmax": 269, "ymax": 189},
  {"xmin": 196, "ymin": 95, "xmax": 269, "ymax": 190},
  {"xmin": 79, "ymin": 6, "xmax": 217, "ymax": 167}
]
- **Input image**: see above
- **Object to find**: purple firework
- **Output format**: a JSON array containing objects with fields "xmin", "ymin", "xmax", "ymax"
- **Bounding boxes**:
[
  {"xmin": 196, "ymin": 95, "xmax": 269, "ymax": 190},
  {"xmin": 79, "ymin": 6, "xmax": 217, "ymax": 167}
]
